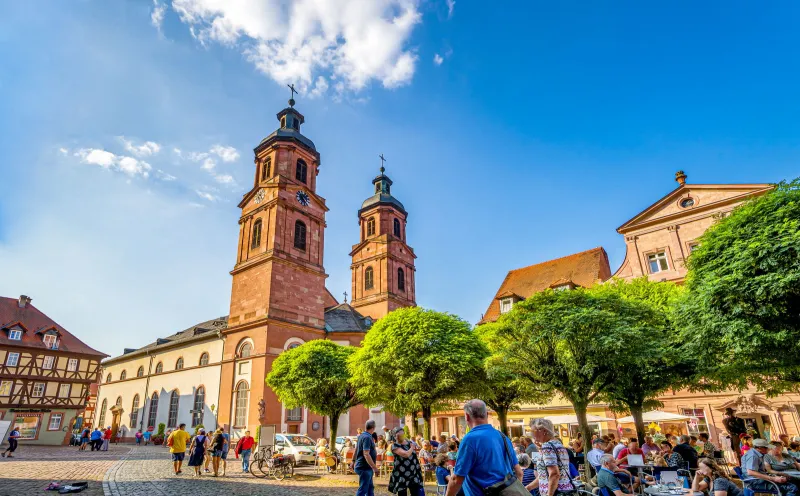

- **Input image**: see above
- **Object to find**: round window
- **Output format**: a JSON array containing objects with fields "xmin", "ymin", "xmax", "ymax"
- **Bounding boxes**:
[
  {"xmin": 312, "ymin": 421, "xmax": 320, "ymax": 431},
  {"xmin": 680, "ymin": 198, "xmax": 695, "ymax": 208}
]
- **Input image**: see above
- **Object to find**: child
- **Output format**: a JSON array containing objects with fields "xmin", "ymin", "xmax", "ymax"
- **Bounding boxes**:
[
  {"xmin": 447, "ymin": 441, "xmax": 458, "ymax": 461},
  {"xmin": 435, "ymin": 453, "xmax": 464, "ymax": 496}
]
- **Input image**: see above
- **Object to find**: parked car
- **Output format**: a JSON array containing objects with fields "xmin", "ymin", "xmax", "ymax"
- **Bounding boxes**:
[
  {"xmin": 335, "ymin": 435, "xmax": 359, "ymax": 452},
  {"xmin": 275, "ymin": 434, "xmax": 316, "ymax": 465}
]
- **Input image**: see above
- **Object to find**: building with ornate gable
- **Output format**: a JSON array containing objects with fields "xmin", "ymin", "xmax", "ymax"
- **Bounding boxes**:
[
  {"xmin": 0, "ymin": 295, "xmax": 107, "ymax": 444},
  {"xmin": 97, "ymin": 99, "xmax": 410, "ymax": 442}
]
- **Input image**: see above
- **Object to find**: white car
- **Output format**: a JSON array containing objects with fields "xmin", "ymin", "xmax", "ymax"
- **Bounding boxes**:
[
  {"xmin": 335, "ymin": 435, "xmax": 359, "ymax": 452},
  {"xmin": 275, "ymin": 434, "xmax": 316, "ymax": 465}
]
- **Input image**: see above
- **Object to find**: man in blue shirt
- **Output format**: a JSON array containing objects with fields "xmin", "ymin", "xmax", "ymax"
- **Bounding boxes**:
[
  {"xmin": 447, "ymin": 399, "xmax": 523, "ymax": 496},
  {"xmin": 353, "ymin": 419, "xmax": 378, "ymax": 496},
  {"xmin": 742, "ymin": 438, "xmax": 798, "ymax": 496},
  {"xmin": 90, "ymin": 428, "xmax": 103, "ymax": 451}
]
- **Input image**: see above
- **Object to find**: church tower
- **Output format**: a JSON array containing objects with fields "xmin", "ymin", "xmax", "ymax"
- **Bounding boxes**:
[
  {"xmin": 218, "ymin": 94, "xmax": 329, "ymax": 436},
  {"xmin": 349, "ymin": 164, "xmax": 417, "ymax": 320}
]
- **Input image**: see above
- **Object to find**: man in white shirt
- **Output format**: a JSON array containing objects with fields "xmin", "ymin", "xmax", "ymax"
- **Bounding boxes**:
[
  {"xmin": 612, "ymin": 439, "xmax": 628, "ymax": 459},
  {"xmin": 588, "ymin": 438, "xmax": 607, "ymax": 468}
]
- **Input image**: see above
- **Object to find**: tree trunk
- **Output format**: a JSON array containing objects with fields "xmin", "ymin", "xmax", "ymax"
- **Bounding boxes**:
[
  {"xmin": 573, "ymin": 400, "xmax": 593, "ymax": 481},
  {"xmin": 630, "ymin": 403, "xmax": 646, "ymax": 446},
  {"xmin": 410, "ymin": 412, "xmax": 420, "ymax": 437},
  {"xmin": 497, "ymin": 407, "xmax": 509, "ymax": 436},
  {"xmin": 329, "ymin": 413, "xmax": 340, "ymax": 451},
  {"xmin": 422, "ymin": 406, "xmax": 432, "ymax": 441}
]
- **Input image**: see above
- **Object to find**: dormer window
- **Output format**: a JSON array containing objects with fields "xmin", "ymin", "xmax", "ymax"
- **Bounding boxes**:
[
  {"xmin": 500, "ymin": 298, "xmax": 514, "ymax": 314},
  {"xmin": 8, "ymin": 329, "xmax": 21, "ymax": 340},
  {"xmin": 553, "ymin": 284, "xmax": 571, "ymax": 291},
  {"xmin": 43, "ymin": 333, "xmax": 58, "ymax": 350}
]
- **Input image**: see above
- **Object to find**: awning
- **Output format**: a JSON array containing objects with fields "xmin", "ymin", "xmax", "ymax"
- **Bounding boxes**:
[
  {"xmin": 544, "ymin": 414, "xmax": 614, "ymax": 425},
  {"xmin": 615, "ymin": 411, "xmax": 692, "ymax": 423}
]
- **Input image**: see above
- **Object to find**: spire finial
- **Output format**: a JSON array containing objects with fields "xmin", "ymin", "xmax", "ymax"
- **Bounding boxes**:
[
  {"xmin": 675, "ymin": 170, "xmax": 687, "ymax": 186},
  {"xmin": 287, "ymin": 83, "xmax": 298, "ymax": 107},
  {"xmin": 343, "ymin": 291, "xmax": 348, "ymax": 303},
  {"xmin": 379, "ymin": 153, "xmax": 386, "ymax": 173}
]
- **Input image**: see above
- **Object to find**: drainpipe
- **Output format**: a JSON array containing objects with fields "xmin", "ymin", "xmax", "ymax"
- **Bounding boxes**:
[{"xmin": 140, "ymin": 351, "xmax": 154, "ymax": 431}]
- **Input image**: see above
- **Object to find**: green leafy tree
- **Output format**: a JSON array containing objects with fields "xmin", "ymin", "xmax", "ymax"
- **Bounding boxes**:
[
  {"xmin": 349, "ymin": 307, "xmax": 488, "ymax": 439},
  {"xmin": 266, "ymin": 340, "xmax": 360, "ymax": 448},
  {"xmin": 477, "ymin": 322, "xmax": 553, "ymax": 435},
  {"xmin": 678, "ymin": 180, "xmax": 800, "ymax": 395},
  {"xmin": 495, "ymin": 287, "xmax": 667, "ymax": 477},
  {"xmin": 594, "ymin": 278, "xmax": 692, "ymax": 444}
]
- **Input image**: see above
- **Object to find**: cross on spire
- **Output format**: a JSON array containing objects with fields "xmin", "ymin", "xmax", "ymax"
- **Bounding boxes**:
[
  {"xmin": 287, "ymin": 84, "xmax": 298, "ymax": 107},
  {"xmin": 378, "ymin": 153, "xmax": 387, "ymax": 173},
  {"xmin": 343, "ymin": 291, "xmax": 348, "ymax": 303}
]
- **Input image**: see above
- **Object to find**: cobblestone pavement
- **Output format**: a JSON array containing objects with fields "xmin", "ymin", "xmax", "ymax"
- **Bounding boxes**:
[
  {"xmin": 0, "ymin": 444, "xmax": 130, "ymax": 496},
  {"xmin": 0, "ymin": 444, "xmax": 442, "ymax": 495}
]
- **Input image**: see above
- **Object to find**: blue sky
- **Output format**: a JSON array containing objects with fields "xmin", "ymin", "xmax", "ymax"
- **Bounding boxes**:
[{"xmin": 1, "ymin": 1, "xmax": 799, "ymax": 357}]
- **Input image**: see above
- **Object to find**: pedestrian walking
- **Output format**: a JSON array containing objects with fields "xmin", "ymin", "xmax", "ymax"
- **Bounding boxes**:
[
  {"xmin": 445, "ymin": 399, "xmax": 526, "ymax": 496},
  {"xmin": 188, "ymin": 428, "xmax": 209, "ymax": 476},
  {"xmin": 90, "ymin": 428, "xmax": 103, "ymax": 451},
  {"xmin": 101, "ymin": 427, "xmax": 111, "ymax": 451},
  {"xmin": 79, "ymin": 428, "xmax": 90, "ymax": 451},
  {"xmin": 143, "ymin": 429, "xmax": 151, "ymax": 446},
  {"xmin": 135, "ymin": 430, "xmax": 143, "ymax": 446},
  {"xmin": 167, "ymin": 423, "xmax": 191, "ymax": 475},
  {"xmin": 2, "ymin": 427, "xmax": 20, "ymax": 458},
  {"xmin": 354, "ymin": 420, "xmax": 379, "ymax": 496},
  {"xmin": 220, "ymin": 427, "xmax": 230, "ymax": 476},
  {"xmin": 235, "ymin": 430, "xmax": 255, "ymax": 473},
  {"xmin": 210, "ymin": 428, "xmax": 226, "ymax": 477},
  {"xmin": 388, "ymin": 426, "xmax": 424, "ymax": 496}
]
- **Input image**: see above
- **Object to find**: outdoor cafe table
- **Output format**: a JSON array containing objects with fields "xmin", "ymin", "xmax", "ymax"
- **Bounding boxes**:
[{"xmin": 644, "ymin": 487, "xmax": 702, "ymax": 496}]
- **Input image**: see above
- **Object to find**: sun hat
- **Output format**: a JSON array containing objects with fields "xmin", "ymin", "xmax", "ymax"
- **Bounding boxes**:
[{"xmin": 753, "ymin": 438, "xmax": 770, "ymax": 448}]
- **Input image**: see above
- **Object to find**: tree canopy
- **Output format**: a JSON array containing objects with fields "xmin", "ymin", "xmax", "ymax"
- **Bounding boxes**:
[
  {"xmin": 494, "ymin": 286, "xmax": 668, "ymax": 475},
  {"xmin": 678, "ymin": 179, "xmax": 800, "ymax": 395},
  {"xmin": 266, "ymin": 339, "xmax": 360, "ymax": 447},
  {"xmin": 348, "ymin": 307, "xmax": 488, "ymax": 439}
]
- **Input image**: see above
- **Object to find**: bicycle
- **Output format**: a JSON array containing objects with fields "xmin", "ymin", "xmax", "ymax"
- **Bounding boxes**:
[{"xmin": 249, "ymin": 445, "xmax": 294, "ymax": 480}]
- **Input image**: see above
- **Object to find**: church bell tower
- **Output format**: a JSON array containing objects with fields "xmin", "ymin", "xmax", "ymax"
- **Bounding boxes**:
[{"xmin": 349, "ymin": 162, "xmax": 417, "ymax": 320}]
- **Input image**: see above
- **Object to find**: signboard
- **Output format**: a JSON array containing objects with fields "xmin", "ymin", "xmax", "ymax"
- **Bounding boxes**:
[
  {"xmin": 14, "ymin": 415, "xmax": 40, "ymax": 440},
  {"xmin": 259, "ymin": 424, "xmax": 276, "ymax": 449}
]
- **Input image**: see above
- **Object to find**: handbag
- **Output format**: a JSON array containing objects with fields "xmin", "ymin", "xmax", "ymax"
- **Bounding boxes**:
[
  {"xmin": 544, "ymin": 441, "xmax": 577, "ymax": 496},
  {"xmin": 482, "ymin": 432, "xmax": 530, "ymax": 496}
]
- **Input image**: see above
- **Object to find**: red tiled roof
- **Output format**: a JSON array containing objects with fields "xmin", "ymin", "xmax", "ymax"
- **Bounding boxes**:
[
  {"xmin": 0, "ymin": 297, "xmax": 107, "ymax": 357},
  {"xmin": 479, "ymin": 247, "xmax": 612, "ymax": 324}
]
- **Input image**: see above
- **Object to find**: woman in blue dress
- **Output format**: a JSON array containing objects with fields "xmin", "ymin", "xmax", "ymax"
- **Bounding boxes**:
[{"xmin": 188, "ymin": 428, "xmax": 209, "ymax": 476}]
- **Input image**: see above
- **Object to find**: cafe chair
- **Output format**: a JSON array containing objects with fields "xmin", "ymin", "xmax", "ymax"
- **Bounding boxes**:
[{"xmin": 734, "ymin": 467, "xmax": 783, "ymax": 496}]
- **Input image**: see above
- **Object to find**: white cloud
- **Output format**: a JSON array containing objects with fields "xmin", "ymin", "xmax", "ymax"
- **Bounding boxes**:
[
  {"xmin": 73, "ymin": 148, "xmax": 152, "ymax": 178},
  {"xmin": 59, "ymin": 148, "xmax": 68, "ymax": 155},
  {"xmin": 118, "ymin": 136, "xmax": 161, "ymax": 157},
  {"xmin": 214, "ymin": 174, "xmax": 235, "ymax": 185},
  {"xmin": 308, "ymin": 76, "xmax": 329, "ymax": 99},
  {"xmin": 195, "ymin": 190, "xmax": 218, "ymax": 201},
  {"xmin": 151, "ymin": 0, "xmax": 167, "ymax": 30},
  {"xmin": 156, "ymin": 169, "xmax": 177, "ymax": 181},
  {"xmin": 169, "ymin": 0, "xmax": 422, "ymax": 93},
  {"xmin": 446, "ymin": 0, "xmax": 455, "ymax": 18},
  {"xmin": 210, "ymin": 144, "xmax": 239, "ymax": 162},
  {"xmin": 201, "ymin": 157, "xmax": 216, "ymax": 171},
  {"xmin": 433, "ymin": 53, "xmax": 444, "ymax": 66}
]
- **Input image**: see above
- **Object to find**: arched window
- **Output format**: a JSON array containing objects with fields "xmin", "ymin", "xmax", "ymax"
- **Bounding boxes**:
[
  {"xmin": 119, "ymin": 370, "xmax": 127, "ymax": 381},
  {"xmin": 398, "ymin": 268, "xmax": 405, "ymax": 291},
  {"xmin": 366, "ymin": 217, "xmax": 376, "ymax": 237},
  {"xmin": 294, "ymin": 220, "xmax": 306, "ymax": 251},
  {"xmin": 295, "ymin": 159, "xmax": 307, "ymax": 183},
  {"xmin": 251, "ymin": 219, "xmax": 262, "ymax": 249},
  {"xmin": 262, "ymin": 158, "xmax": 271, "ymax": 181},
  {"xmin": 115, "ymin": 396, "xmax": 123, "ymax": 408},
  {"xmin": 98, "ymin": 398, "xmax": 108, "ymax": 427},
  {"xmin": 155, "ymin": 362, "xmax": 163, "ymax": 374},
  {"xmin": 167, "ymin": 390, "xmax": 180, "ymax": 428},
  {"xmin": 147, "ymin": 392, "xmax": 158, "ymax": 428},
  {"xmin": 106, "ymin": 373, "xmax": 112, "ymax": 383},
  {"xmin": 284, "ymin": 338, "xmax": 304, "ymax": 351},
  {"xmin": 130, "ymin": 394, "xmax": 140, "ymax": 428},
  {"xmin": 199, "ymin": 352, "xmax": 209, "ymax": 366},
  {"xmin": 365, "ymin": 267, "xmax": 374, "ymax": 290},
  {"xmin": 235, "ymin": 381, "xmax": 249, "ymax": 427},
  {"xmin": 239, "ymin": 342, "xmax": 252, "ymax": 358},
  {"xmin": 175, "ymin": 357, "xmax": 184, "ymax": 370},
  {"xmin": 281, "ymin": 117, "xmax": 286, "ymax": 128},
  {"xmin": 192, "ymin": 386, "xmax": 205, "ymax": 427},
  {"xmin": 292, "ymin": 118, "xmax": 299, "ymax": 131},
  {"xmin": 393, "ymin": 218, "xmax": 401, "ymax": 238},
  {"xmin": 137, "ymin": 366, "xmax": 144, "ymax": 378}
]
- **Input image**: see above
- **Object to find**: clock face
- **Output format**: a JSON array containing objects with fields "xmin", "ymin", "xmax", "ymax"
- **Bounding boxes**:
[
  {"xmin": 254, "ymin": 189, "xmax": 265, "ymax": 204},
  {"xmin": 296, "ymin": 190, "xmax": 310, "ymax": 207}
]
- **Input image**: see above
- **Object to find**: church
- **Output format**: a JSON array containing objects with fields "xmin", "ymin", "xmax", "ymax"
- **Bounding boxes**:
[{"xmin": 95, "ymin": 98, "xmax": 414, "ymax": 441}]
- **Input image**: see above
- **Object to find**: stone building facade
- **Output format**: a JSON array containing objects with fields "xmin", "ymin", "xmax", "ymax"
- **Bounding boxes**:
[{"xmin": 0, "ymin": 295, "xmax": 107, "ymax": 445}]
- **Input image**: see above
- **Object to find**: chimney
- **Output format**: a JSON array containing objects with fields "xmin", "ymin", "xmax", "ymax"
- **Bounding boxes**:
[
  {"xmin": 18, "ymin": 295, "xmax": 32, "ymax": 308},
  {"xmin": 675, "ymin": 170, "xmax": 687, "ymax": 186}
]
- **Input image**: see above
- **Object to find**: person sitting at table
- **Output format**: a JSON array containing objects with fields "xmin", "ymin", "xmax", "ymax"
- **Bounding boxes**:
[
  {"xmin": 588, "ymin": 438, "xmax": 608, "ymax": 472},
  {"xmin": 659, "ymin": 441, "xmax": 686, "ymax": 469},
  {"xmin": 698, "ymin": 433, "xmax": 717, "ymax": 458},
  {"xmin": 598, "ymin": 454, "xmax": 636, "ymax": 495},
  {"xmin": 742, "ymin": 438, "xmax": 798, "ymax": 496},
  {"xmin": 788, "ymin": 442, "xmax": 800, "ymax": 462},
  {"xmin": 642, "ymin": 436, "xmax": 661, "ymax": 458},
  {"xmin": 613, "ymin": 438, "xmax": 628, "ymax": 459},
  {"xmin": 691, "ymin": 457, "xmax": 742, "ymax": 496},
  {"xmin": 674, "ymin": 435, "xmax": 699, "ymax": 469},
  {"xmin": 740, "ymin": 434, "xmax": 753, "ymax": 456},
  {"xmin": 617, "ymin": 439, "xmax": 645, "ymax": 466},
  {"xmin": 765, "ymin": 441, "xmax": 800, "ymax": 478}
]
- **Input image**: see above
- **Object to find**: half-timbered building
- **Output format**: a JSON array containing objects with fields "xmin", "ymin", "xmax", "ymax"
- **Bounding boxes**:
[{"xmin": 0, "ymin": 295, "xmax": 107, "ymax": 444}]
